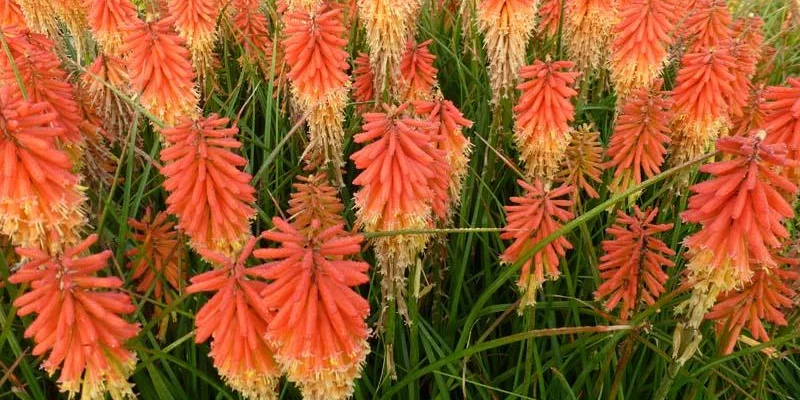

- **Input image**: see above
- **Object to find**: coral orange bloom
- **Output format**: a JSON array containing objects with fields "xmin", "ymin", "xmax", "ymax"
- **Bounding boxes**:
[
  {"xmin": 0, "ymin": 27, "xmax": 84, "ymax": 143},
  {"xmin": 159, "ymin": 114, "xmax": 256, "ymax": 256},
  {"xmin": 84, "ymin": 0, "xmax": 138, "ymax": 53},
  {"xmin": 282, "ymin": 4, "xmax": 350, "ymax": 165},
  {"xmin": 167, "ymin": 0, "xmax": 219, "ymax": 74},
  {"xmin": 726, "ymin": 18, "xmax": 764, "ymax": 119},
  {"xmin": 477, "ymin": 0, "xmax": 537, "ymax": 103},
  {"xmin": 669, "ymin": 46, "xmax": 737, "ymax": 165},
  {"xmin": 358, "ymin": 0, "xmax": 420, "ymax": 93},
  {"xmin": 0, "ymin": 0, "xmax": 25, "ymax": 27},
  {"xmin": 120, "ymin": 18, "xmax": 199, "ymax": 125},
  {"xmin": 255, "ymin": 217, "xmax": 371, "ymax": 400},
  {"xmin": 288, "ymin": 173, "xmax": 345, "ymax": 232},
  {"xmin": 126, "ymin": 208, "xmax": 185, "ymax": 309},
  {"xmin": 606, "ymin": 80, "xmax": 672, "ymax": 192},
  {"xmin": 731, "ymin": 84, "xmax": 767, "ymax": 137},
  {"xmin": 350, "ymin": 103, "xmax": 447, "ymax": 314},
  {"xmin": 537, "ymin": 0, "xmax": 563, "ymax": 37},
  {"xmin": 81, "ymin": 54, "xmax": 135, "ymax": 140},
  {"xmin": 558, "ymin": 123, "xmax": 603, "ymax": 198},
  {"xmin": 501, "ymin": 180, "xmax": 573, "ymax": 308},
  {"xmin": 230, "ymin": 0, "xmax": 276, "ymax": 74},
  {"xmin": 565, "ymin": 0, "xmax": 617, "ymax": 72},
  {"xmin": 187, "ymin": 237, "xmax": 279, "ymax": 400},
  {"xmin": 682, "ymin": 0, "xmax": 733, "ymax": 51},
  {"xmin": 9, "ymin": 234, "xmax": 139, "ymax": 398},
  {"xmin": 414, "ymin": 99, "xmax": 473, "ymax": 211},
  {"xmin": 513, "ymin": 59, "xmax": 580, "ymax": 181},
  {"xmin": 610, "ymin": 0, "xmax": 677, "ymax": 97},
  {"xmin": 398, "ymin": 39, "xmax": 438, "ymax": 101},
  {"xmin": 0, "ymin": 87, "xmax": 85, "ymax": 253},
  {"xmin": 682, "ymin": 133, "xmax": 798, "ymax": 289},
  {"xmin": 705, "ymin": 264, "xmax": 799, "ymax": 355},
  {"xmin": 761, "ymin": 77, "xmax": 800, "ymax": 162},
  {"xmin": 595, "ymin": 206, "xmax": 675, "ymax": 320},
  {"xmin": 352, "ymin": 52, "xmax": 375, "ymax": 108}
]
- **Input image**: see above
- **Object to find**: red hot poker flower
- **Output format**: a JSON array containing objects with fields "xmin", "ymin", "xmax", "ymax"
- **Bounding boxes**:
[
  {"xmin": 9, "ymin": 234, "xmax": 139, "ymax": 399},
  {"xmin": 84, "ymin": 0, "xmax": 139, "ymax": 53},
  {"xmin": 682, "ymin": 0, "xmax": 733, "ymax": 51},
  {"xmin": 187, "ymin": 237, "xmax": 279, "ymax": 400},
  {"xmin": 595, "ymin": 206, "xmax": 675, "ymax": 320},
  {"xmin": 159, "ymin": 114, "xmax": 256, "ymax": 256},
  {"xmin": 761, "ymin": 77, "xmax": 800, "ymax": 162},
  {"xmin": 398, "ymin": 39, "xmax": 438, "ymax": 101},
  {"xmin": 255, "ymin": 217, "xmax": 371, "ymax": 400},
  {"xmin": 352, "ymin": 52, "xmax": 375, "ymax": 109},
  {"xmin": 501, "ymin": 180, "xmax": 574, "ymax": 308},
  {"xmin": 682, "ymin": 133, "xmax": 798, "ymax": 288}
]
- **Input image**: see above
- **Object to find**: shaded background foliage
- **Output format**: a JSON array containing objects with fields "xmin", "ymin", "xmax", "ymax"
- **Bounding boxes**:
[{"xmin": 2, "ymin": 0, "xmax": 800, "ymax": 399}]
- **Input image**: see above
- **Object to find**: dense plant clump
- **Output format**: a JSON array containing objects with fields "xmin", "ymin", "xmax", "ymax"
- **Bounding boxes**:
[{"xmin": 2, "ymin": 0, "xmax": 800, "ymax": 399}]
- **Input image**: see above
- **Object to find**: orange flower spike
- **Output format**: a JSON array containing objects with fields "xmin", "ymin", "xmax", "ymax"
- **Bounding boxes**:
[
  {"xmin": 166, "ymin": 0, "xmax": 219, "ymax": 68},
  {"xmin": 187, "ymin": 237, "xmax": 280, "ymax": 400},
  {"xmin": 0, "ymin": 0, "xmax": 25, "ymax": 27},
  {"xmin": 282, "ymin": 5, "xmax": 349, "ymax": 105},
  {"xmin": 682, "ymin": 0, "xmax": 733, "ymax": 51},
  {"xmin": 159, "ymin": 114, "xmax": 256, "ymax": 256},
  {"xmin": 120, "ymin": 18, "xmax": 199, "ymax": 125},
  {"xmin": 682, "ymin": 133, "xmax": 799, "ymax": 288},
  {"xmin": 610, "ymin": 0, "xmax": 677, "ymax": 96},
  {"xmin": 705, "ymin": 265, "xmax": 799, "ymax": 355},
  {"xmin": 501, "ymin": 180, "xmax": 574, "ymax": 308},
  {"xmin": 254, "ymin": 217, "xmax": 371, "ymax": 400},
  {"xmin": 731, "ymin": 84, "xmax": 766, "ymax": 137},
  {"xmin": 231, "ymin": 2, "xmax": 279, "ymax": 78},
  {"xmin": 0, "ymin": 88, "xmax": 85, "ymax": 252},
  {"xmin": 558, "ymin": 123, "xmax": 603, "ymax": 198},
  {"xmin": 358, "ymin": 0, "xmax": 420, "ymax": 94},
  {"xmin": 761, "ymin": 77, "xmax": 800, "ymax": 162},
  {"xmin": 81, "ymin": 54, "xmax": 135, "ymax": 140},
  {"xmin": 287, "ymin": 173, "xmax": 345, "ymax": 232},
  {"xmin": 537, "ymin": 0, "xmax": 563, "ymax": 37},
  {"xmin": 513, "ymin": 59, "xmax": 581, "ymax": 181},
  {"xmin": 477, "ymin": 0, "xmax": 538, "ymax": 103},
  {"xmin": 126, "ymin": 208, "xmax": 185, "ymax": 306},
  {"xmin": 565, "ymin": 0, "xmax": 617, "ymax": 72},
  {"xmin": 414, "ymin": 99, "xmax": 474, "ymax": 207},
  {"xmin": 84, "ymin": 0, "xmax": 138, "ymax": 53},
  {"xmin": 398, "ymin": 39, "xmax": 438, "ymax": 101},
  {"xmin": 725, "ymin": 18, "xmax": 764, "ymax": 119},
  {"xmin": 670, "ymin": 46, "xmax": 737, "ymax": 164},
  {"xmin": 595, "ymin": 206, "xmax": 675, "ymax": 320},
  {"xmin": 606, "ymin": 81, "xmax": 672, "ymax": 192},
  {"xmin": 9, "ymin": 234, "xmax": 139, "ymax": 399},
  {"xmin": 352, "ymin": 52, "xmax": 375, "ymax": 108}
]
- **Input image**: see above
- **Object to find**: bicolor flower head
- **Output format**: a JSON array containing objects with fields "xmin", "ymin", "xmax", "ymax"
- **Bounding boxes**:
[
  {"xmin": 126, "ymin": 208, "xmax": 185, "ymax": 310},
  {"xmin": 477, "ymin": 0, "xmax": 538, "ymax": 103},
  {"xmin": 565, "ymin": 0, "xmax": 617, "ymax": 72},
  {"xmin": 187, "ymin": 237, "xmax": 280, "ymax": 400},
  {"xmin": 84, "ymin": 0, "xmax": 138, "ymax": 53},
  {"xmin": 9, "ymin": 235, "xmax": 139, "ymax": 399},
  {"xmin": 413, "ymin": 98, "xmax": 473, "ymax": 213},
  {"xmin": 358, "ymin": 0, "xmax": 420, "ymax": 94},
  {"xmin": 595, "ymin": 206, "xmax": 675, "ymax": 320},
  {"xmin": 501, "ymin": 180, "xmax": 574, "ymax": 308},
  {"xmin": 513, "ymin": 59, "xmax": 580, "ymax": 181},
  {"xmin": 0, "ymin": 87, "xmax": 85, "ymax": 253},
  {"xmin": 558, "ymin": 123, "xmax": 603, "ymax": 198},
  {"xmin": 166, "ymin": 0, "xmax": 220, "ymax": 78},
  {"xmin": 682, "ymin": 133, "xmax": 798, "ymax": 290},
  {"xmin": 81, "ymin": 54, "xmax": 135, "ymax": 141},
  {"xmin": 120, "ymin": 18, "xmax": 199, "ymax": 125},
  {"xmin": 12, "ymin": 0, "xmax": 59, "ymax": 35},
  {"xmin": 670, "ymin": 46, "xmax": 737, "ymax": 165},
  {"xmin": 0, "ymin": 27, "xmax": 84, "ymax": 143},
  {"xmin": 610, "ymin": 0, "xmax": 677, "ymax": 97},
  {"xmin": 287, "ymin": 173, "xmax": 345, "ymax": 233},
  {"xmin": 606, "ymin": 80, "xmax": 672, "ymax": 193},
  {"xmin": 705, "ymin": 263, "xmax": 799, "ymax": 355},
  {"xmin": 159, "ymin": 114, "xmax": 256, "ymax": 256},
  {"xmin": 256, "ymin": 217, "xmax": 371, "ymax": 400},
  {"xmin": 398, "ymin": 39, "xmax": 438, "ymax": 101}
]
